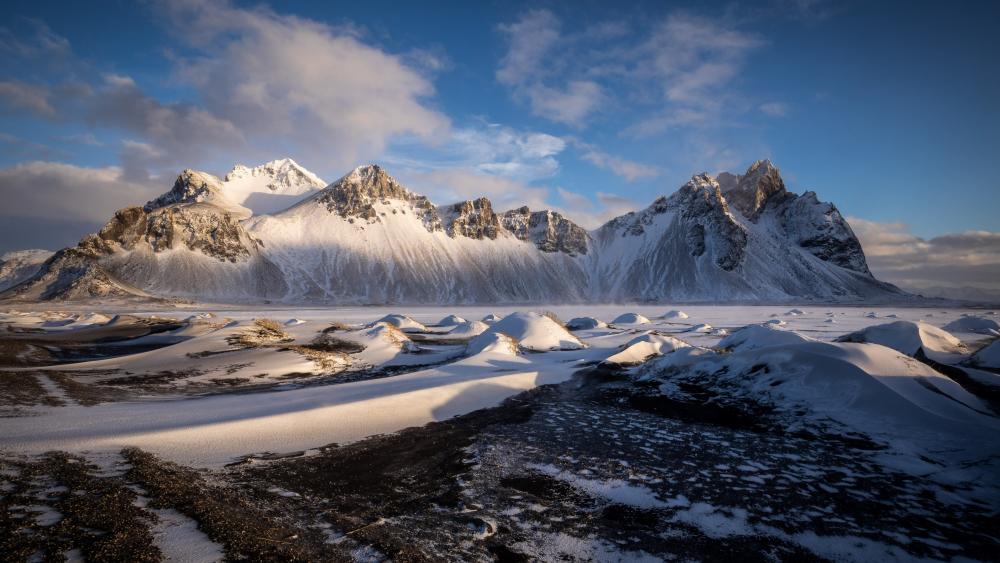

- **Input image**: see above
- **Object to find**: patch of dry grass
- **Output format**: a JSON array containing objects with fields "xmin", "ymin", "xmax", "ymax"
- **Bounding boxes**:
[{"xmin": 227, "ymin": 318, "xmax": 294, "ymax": 348}]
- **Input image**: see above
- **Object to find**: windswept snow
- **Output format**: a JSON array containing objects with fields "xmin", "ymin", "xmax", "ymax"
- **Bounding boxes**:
[
  {"xmin": 611, "ymin": 313, "xmax": 650, "ymax": 325},
  {"xmin": 970, "ymin": 340, "xmax": 1000, "ymax": 369},
  {"xmin": 944, "ymin": 316, "xmax": 1000, "ymax": 336},
  {"xmin": 718, "ymin": 324, "xmax": 814, "ymax": 351},
  {"xmin": 447, "ymin": 320, "xmax": 489, "ymax": 338},
  {"xmin": 641, "ymin": 334, "xmax": 1000, "ymax": 474},
  {"xmin": 480, "ymin": 312, "xmax": 585, "ymax": 351},
  {"xmin": 374, "ymin": 314, "xmax": 427, "ymax": 333},
  {"xmin": 836, "ymin": 320, "xmax": 968, "ymax": 363},
  {"xmin": 565, "ymin": 317, "xmax": 607, "ymax": 331},
  {"xmin": 466, "ymin": 331, "xmax": 519, "ymax": 356},
  {"xmin": 436, "ymin": 314, "xmax": 467, "ymax": 326},
  {"xmin": 2, "ymin": 304, "xmax": 998, "ymax": 561},
  {"xmin": 604, "ymin": 333, "xmax": 690, "ymax": 366},
  {"xmin": 661, "ymin": 310, "xmax": 689, "ymax": 319}
]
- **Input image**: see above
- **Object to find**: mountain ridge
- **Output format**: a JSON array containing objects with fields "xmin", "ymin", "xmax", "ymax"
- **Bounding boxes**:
[{"xmin": 1, "ymin": 158, "xmax": 908, "ymax": 304}]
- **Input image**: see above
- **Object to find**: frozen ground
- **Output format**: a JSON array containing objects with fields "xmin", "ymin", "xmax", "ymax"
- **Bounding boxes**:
[{"xmin": 1, "ymin": 304, "xmax": 998, "ymax": 561}]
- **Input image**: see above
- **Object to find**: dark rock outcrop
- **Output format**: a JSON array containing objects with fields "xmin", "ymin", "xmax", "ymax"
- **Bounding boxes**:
[
  {"xmin": 314, "ymin": 165, "xmax": 442, "ymax": 231},
  {"xmin": 501, "ymin": 207, "xmax": 589, "ymax": 256},
  {"xmin": 442, "ymin": 198, "xmax": 502, "ymax": 240}
]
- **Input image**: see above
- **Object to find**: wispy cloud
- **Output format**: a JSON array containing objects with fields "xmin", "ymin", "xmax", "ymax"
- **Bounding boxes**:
[
  {"xmin": 0, "ymin": 80, "xmax": 56, "ymax": 117},
  {"xmin": 496, "ymin": 10, "xmax": 604, "ymax": 127},
  {"xmin": 568, "ymin": 139, "xmax": 661, "ymax": 182},
  {"xmin": 758, "ymin": 101, "xmax": 790, "ymax": 117},
  {"xmin": 0, "ymin": 19, "xmax": 71, "ymax": 62},
  {"xmin": 495, "ymin": 10, "xmax": 763, "ymax": 134},
  {"xmin": 54, "ymin": 133, "xmax": 104, "ymax": 147},
  {"xmin": 386, "ymin": 122, "xmax": 566, "ymax": 182}
]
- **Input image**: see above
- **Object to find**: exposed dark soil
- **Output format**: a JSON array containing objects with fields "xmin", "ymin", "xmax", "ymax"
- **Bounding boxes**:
[
  {"xmin": 123, "ymin": 448, "xmax": 350, "ymax": 562},
  {"xmin": 0, "ymin": 452, "xmax": 160, "ymax": 562},
  {"xmin": 0, "ymin": 372, "xmax": 62, "ymax": 408},
  {"xmin": 2, "ymin": 364, "xmax": 997, "ymax": 561}
]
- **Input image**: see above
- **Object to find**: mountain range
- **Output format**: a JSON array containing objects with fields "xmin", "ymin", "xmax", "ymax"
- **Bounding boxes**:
[{"xmin": 0, "ymin": 158, "xmax": 907, "ymax": 304}]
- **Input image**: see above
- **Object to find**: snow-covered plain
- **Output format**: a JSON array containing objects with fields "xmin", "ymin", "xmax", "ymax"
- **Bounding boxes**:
[
  {"xmin": 1, "ymin": 304, "xmax": 996, "ymax": 469},
  {"xmin": 2, "ymin": 303, "xmax": 998, "ymax": 561}
]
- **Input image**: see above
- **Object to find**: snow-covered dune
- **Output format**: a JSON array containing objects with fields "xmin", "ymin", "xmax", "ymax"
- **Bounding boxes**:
[{"xmin": 642, "ymin": 329, "xmax": 999, "ymax": 471}]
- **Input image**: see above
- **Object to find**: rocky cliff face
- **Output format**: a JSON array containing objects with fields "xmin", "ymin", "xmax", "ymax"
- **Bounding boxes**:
[
  {"xmin": 502, "ymin": 207, "xmax": 590, "ymax": 256},
  {"xmin": 720, "ymin": 159, "xmax": 787, "ymax": 220},
  {"xmin": 92, "ymin": 204, "xmax": 261, "ymax": 263},
  {"xmin": 441, "ymin": 198, "xmax": 502, "ymax": 240},
  {"xmin": 671, "ymin": 174, "xmax": 747, "ymax": 271},
  {"xmin": 718, "ymin": 160, "xmax": 871, "ymax": 275}
]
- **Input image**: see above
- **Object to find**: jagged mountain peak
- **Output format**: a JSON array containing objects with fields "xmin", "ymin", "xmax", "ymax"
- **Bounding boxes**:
[
  {"xmin": 224, "ymin": 157, "xmax": 325, "ymax": 190},
  {"xmin": 331, "ymin": 164, "xmax": 413, "ymax": 200},
  {"xmin": 145, "ymin": 169, "xmax": 247, "ymax": 216},
  {"xmin": 721, "ymin": 159, "xmax": 787, "ymax": 220},
  {"xmin": 301, "ymin": 163, "xmax": 441, "ymax": 230},
  {"xmin": 220, "ymin": 158, "xmax": 325, "ymax": 215}
]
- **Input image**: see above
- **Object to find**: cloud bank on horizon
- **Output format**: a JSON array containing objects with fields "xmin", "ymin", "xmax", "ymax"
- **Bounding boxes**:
[{"xmin": 0, "ymin": 0, "xmax": 997, "ymax": 298}]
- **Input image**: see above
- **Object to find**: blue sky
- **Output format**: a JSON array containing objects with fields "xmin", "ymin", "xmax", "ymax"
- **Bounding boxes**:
[{"xmin": 0, "ymin": 0, "xmax": 998, "ymax": 293}]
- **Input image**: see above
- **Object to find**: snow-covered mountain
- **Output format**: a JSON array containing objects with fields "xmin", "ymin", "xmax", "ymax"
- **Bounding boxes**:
[
  {"xmin": 221, "ymin": 158, "xmax": 326, "ymax": 215},
  {"xmin": 4, "ymin": 169, "xmax": 286, "ymax": 301},
  {"xmin": 588, "ymin": 160, "xmax": 895, "ymax": 301},
  {"xmin": 246, "ymin": 165, "xmax": 586, "ymax": 302},
  {"xmin": 1, "ymin": 158, "xmax": 907, "ymax": 304},
  {"xmin": 0, "ymin": 249, "xmax": 53, "ymax": 292}
]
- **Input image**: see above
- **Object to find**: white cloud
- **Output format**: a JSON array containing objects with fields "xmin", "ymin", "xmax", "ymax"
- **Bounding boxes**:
[
  {"xmin": 496, "ymin": 10, "xmax": 561, "ymax": 85},
  {"xmin": 159, "ymin": 0, "xmax": 449, "ymax": 173},
  {"xmin": 627, "ymin": 13, "xmax": 762, "ymax": 135},
  {"xmin": 1, "ymin": 2, "xmax": 451, "ymax": 180},
  {"xmin": 496, "ymin": 10, "xmax": 762, "ymax": 134},
  {"xmin": 570, "ymin": 139, "xmax": 660, "ymax": 182},
  {"xmin": 387, "ymin": 123, "xmax": 566, "ymax": 181},
  {"xmin": 88, "ymin": 74, "xmax": 245, "ymax": 175},
  {"xmin": 54, "ymin": 133, "xmax": 104, "ymax": 147},
  {"xmin": 556, "ymin": 188, "xmax": 643, "ymax": 228},
  {"xmin": 848, "ymin": 217, "xmax": 1000, "ymax": 295}
]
